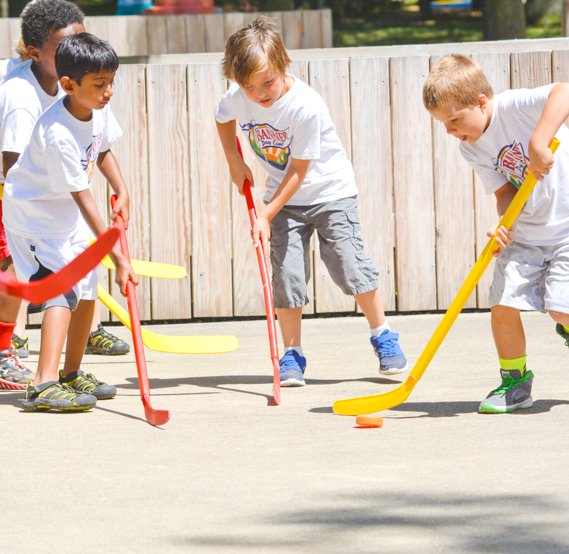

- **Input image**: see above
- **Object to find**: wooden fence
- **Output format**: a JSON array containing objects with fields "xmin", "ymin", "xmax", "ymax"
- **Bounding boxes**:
[
  {"xmin": 60, "ymin": 37, "xmax": 566, "ymax": 324},
  {"xmin": 0, "ymin": 9, "xmax": 332, "ymax": 58}
]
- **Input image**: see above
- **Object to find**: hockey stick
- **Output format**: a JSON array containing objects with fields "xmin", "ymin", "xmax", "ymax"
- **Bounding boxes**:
[
  {"xmin": 0, "ymin": 226, "xmax": 119, "ymax": 305},
  {"xmin": 89, "ymin": 236, "xmax": 187, "ymax": 279},
  {"xmin": 333, "ymin": 138, "xmax": 560, "ymax": 416},
  {"xmin": 98, "ymin": 285, "xmax": 239, "ymax": 354},
  {"xmin": 112, "ymin": 196, "xmax": 170, "ymax": 427},
  {"xmin": 236, "ymin": 137, "xmax": 281, "ymax": 405}
]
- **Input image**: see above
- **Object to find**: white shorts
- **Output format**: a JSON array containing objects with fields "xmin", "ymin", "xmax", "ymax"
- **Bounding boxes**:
[
  {"xmin": 489, "ymin": 240, "xmax": 569, "ymax": 314},
  {"xmin": 5, "ymin": 220, "xmax": 98, "ymax": 313}
]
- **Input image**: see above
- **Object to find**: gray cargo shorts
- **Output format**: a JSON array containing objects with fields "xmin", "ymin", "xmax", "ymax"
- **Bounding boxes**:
[
  {"xmin": 489, "ymin": 240, "xmax": 569, "ymax": 313},
  {"xmin": 269, "ymin": 195, "xmax": 379, "ymax": 309}
]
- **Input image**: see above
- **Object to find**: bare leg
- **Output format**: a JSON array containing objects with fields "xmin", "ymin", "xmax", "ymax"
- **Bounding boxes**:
[
  {"xmin": 275, "ymin": 307, "xmax": 303, "ymax": 348},
  {"xmin": 354, "ymin": 288, "xmax": 386, "ymax": 329},
  {"xmin": 0, "ymin": 258, "xmax": 22, "ymax": 324},
  {"xmin": 549, "ymin": 310, "xmax": 569, "ymax": 327},
  {"xmin": 14, "ymin": 302, "xmax": 27, "ymax": 338},
  {"xmin": 33, "ymin": 306, "xmax": 71, "ymax": 385},
  {"xmin": 491, "ymin": 305, "xmax": 525, "ymax": 359},
  {"xmin": 62, "ymin": 299, "xmax": 95, "ymax": 377},
  {"xmin": 90, "ymin": 300, "xmax": 101, "ymax": 333}
]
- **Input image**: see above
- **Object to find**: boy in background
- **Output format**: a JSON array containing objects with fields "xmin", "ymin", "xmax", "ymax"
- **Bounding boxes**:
[
  {"xmin": 3, "ymin": 33, "xmax": 136, "ymax": 410},
  {"xmin": 424, "ymin": 54, "xmax": 569, "ymax": 413},
  {"xmin": 216, "ymin": 17, "xmax": 408, "ymax": 386}
]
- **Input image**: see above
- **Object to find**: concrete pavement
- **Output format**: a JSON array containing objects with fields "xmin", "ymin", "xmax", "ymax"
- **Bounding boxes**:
[{"xmin": 1, "ymin": 311, "xmax": 569, "ymax": 553}]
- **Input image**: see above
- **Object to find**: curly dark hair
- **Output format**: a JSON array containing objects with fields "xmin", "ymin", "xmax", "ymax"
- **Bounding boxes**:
[{"xmin": 21, "ymin": 0, "xmax": 84, "ymax": 50}]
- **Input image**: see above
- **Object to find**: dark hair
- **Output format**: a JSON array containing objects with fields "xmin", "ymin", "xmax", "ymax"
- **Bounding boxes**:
[
  {"xmin": 55, "ymin": 33, "xmax": 119, "ymax": 84},
  {"xmin": 21, "ymin": 0, "xmax": 84, "ymax": 50}
]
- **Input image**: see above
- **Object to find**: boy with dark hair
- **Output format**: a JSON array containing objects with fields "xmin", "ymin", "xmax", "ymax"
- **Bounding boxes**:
[
  {"xmin": 216, "ymin": 16, "xmax": 408, "ymax": 386},
  {"xmin": 3, "ymin": 32, "xmax": 136, "ymax": 411},
  {"xmin": 424, "ymin": 54, "xmax": 569, "ymax": 413}
]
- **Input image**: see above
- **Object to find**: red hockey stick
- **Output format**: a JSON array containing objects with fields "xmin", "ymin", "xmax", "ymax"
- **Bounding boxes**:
[
  {"xmin": 0, "ymin": 226, "xmax": 119, "ymax": 304},
  {"xmin": 236, "ymin": 137, "xmax": 281, "ymax": 405},
  {"xmin": 111, "ymin": 196, "xmax": 170, "ymax": 426}
]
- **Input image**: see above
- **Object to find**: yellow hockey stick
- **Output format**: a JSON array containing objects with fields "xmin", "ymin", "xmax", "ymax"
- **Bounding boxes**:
[
  {"xmin": 98, "ymin": 285, "xmax": 239, "ymax": 354},
  {"xmin": 89, "ymin": 236, "xmax": 186, "ymax": 279},
  {"xmin": 333, "ymin": 138, "xmax": 560, "ymax": 416}
]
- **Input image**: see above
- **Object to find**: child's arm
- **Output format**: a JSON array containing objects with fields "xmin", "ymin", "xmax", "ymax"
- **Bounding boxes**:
[
  {"xmin": 488, "ymin": 181, "xmax": 518, "ymax": 257},
  {"xmin": 216, "ymin": 120, "xmax": 255, "ymax": 195},
  {"xmin": 71, "ymin": 188, "xmax": 138, "ymax": 296},
  {"xmin": 253, "ymin": 157, "xmax": 311, "ymax": 255},
  {"xmin": 96, "ymin": 149, "xmax": 130, "ymax": 229},
  {"xmin": 529, "ymin": 83, "xmax": 569, "ymax": 180}
]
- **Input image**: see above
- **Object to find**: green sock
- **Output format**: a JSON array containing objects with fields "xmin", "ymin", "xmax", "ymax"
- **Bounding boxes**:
[
  {"xmin": 499, "ymin": 355, "xmax": 527, "ymax": 375},
  {"xmin": 563, "ymin": 324, "xmax": 569, "ymax": 334}
]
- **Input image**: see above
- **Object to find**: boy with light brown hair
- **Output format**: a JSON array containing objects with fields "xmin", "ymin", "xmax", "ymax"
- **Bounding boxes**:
[
  {"xmin": 424, "ymin": 54, "xmax": 569, "ymax": 413},
  {"xmin": 216, "ymin": 16, "xmax": 408, "ymax": 386}
]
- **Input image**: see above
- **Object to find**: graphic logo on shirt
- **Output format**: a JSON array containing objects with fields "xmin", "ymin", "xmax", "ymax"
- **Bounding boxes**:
[
  {"xmin": 492, "ymin": 140, "xmax": 529, "ymax": 189},
  {"xmin": 81, "ymin": 132, "xmax": 103, "ymax": 184},
  {"xmin": 240, "ymin": 122, "xmax": 291, "ymax": 171}
]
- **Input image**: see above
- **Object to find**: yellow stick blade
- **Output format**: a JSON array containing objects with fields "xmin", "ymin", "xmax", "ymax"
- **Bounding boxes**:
[
  {"xmin": 90, "ymin": 236, "xmax": 186, "ymax": 279},
  {"xmin": 98, "ymin": 286, "xmax": 238, "ymax": 354}
]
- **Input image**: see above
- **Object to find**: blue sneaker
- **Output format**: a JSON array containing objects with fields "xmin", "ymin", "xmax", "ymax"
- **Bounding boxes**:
[
  {"xmin": 370, "ymin": 330, "xmax": 408, "ymax": 375},
  {"xmin": 279, "ymin": 350, "xmax": 306, "ymax": 387}
]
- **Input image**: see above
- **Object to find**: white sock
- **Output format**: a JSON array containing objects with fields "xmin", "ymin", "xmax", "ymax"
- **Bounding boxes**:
[
  {"xmin": 286, "ymin": 345, "xmax": 304, "ymax": 357},
  {"xmin": 370, "ymin": 322, "xmax": 390, "ymax": 337}
]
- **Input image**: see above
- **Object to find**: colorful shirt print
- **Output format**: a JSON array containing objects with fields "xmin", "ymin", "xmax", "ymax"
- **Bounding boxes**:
[
  {"xmin": 240, "ymin": 121, "xmax": 291, "ymax": 171},
  {"xmin": 82, "ymin": 132, "xmax": 103, "ymax": 184},
  {"xmin": 492, "ymin": 140, "xmax": 529, "ymax": 189}
]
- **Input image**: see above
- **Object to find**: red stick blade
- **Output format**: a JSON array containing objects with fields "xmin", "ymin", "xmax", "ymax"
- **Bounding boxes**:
[{"xmin": 144, "ymin": 405, "xmax": 170, "ymax": 427}]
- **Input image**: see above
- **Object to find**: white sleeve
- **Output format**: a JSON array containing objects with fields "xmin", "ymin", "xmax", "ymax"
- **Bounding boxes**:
[
  {"xmin": 290, "ymin": 109, "xmax": 321, "ymax": 160},
  {"xmin": 1, "ymin": 108, "xmax": 37, "ymax": 154},
  {"xmin": 100, "ymin": 106, "xmax": 123, "ymax": 151},
  {"xmin": 215, "ymin": 89, "xmax": 236, "ymax": 124},
  {"xmin": 501, "ymin": 85, "xmax": 554, "ymax": 123},
  {"xmin": 460, "ymin": 143, "xmax": 508, "ymax": 195},
  {"xmin": 44, "ymin": 127, "xmax": 90, "ymax": 193}
]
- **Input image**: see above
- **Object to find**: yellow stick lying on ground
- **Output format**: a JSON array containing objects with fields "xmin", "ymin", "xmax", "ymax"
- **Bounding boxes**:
[
  {"xmin": 333, "ymin": 138, "xmax": 560, "ymax": 416},
  {"xmin": 98, "ymin": 285, "xmax": 239, "ymax": 354},
  {"xmin": 89, "ymin": 236, "xmax": 186, "ymax": 279}
]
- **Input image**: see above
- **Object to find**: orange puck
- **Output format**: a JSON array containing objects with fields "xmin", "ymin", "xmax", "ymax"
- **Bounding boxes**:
[{"xmin": 355, "ymin": 415, "xmax": 383, "ymax": 428}]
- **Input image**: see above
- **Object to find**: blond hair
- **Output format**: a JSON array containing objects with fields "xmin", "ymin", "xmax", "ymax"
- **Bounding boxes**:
[
  {"xmin": 15, "ymin": 38, "xmax": 30, "ymax": 61},
  {"xmin": 423, "ymin": 54, "xmax": 494, "ymax": 110},
  {"xmin": 222, "ymin": 15, "xmax": 291, "ymax": 86}
]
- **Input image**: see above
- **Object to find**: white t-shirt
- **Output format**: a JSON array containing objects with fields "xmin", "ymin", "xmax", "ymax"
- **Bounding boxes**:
[
  {"xmin": 3, "ymin": 98, "xmax": 122, "ymax": 239},
  {"xmin": 0, "ymin": 58, "xmax": 23, "ymax": 82},
  {"xmin": 0, "ymin": 60, "xmax": 64, "ymax": 184},
  {"xmin": 460, "ymin": 84, "xmax": 569, "ymax": 246},
  {"xmin": 216, "ymin": 76, "xmax": 358, "ymax": 206}
]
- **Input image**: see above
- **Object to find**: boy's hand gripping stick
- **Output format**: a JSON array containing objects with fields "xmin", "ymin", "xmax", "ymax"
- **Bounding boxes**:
[
  {"xmin": 236, "ymin": 137, "xmax": 281, "ymax": 405},
  {"xmin": 333, "ymin": 138, "xmax": 560, "ymax": 416},
  {"xmin": 111, "ymin": 195, "xmax": 170, "ymax": 426}
]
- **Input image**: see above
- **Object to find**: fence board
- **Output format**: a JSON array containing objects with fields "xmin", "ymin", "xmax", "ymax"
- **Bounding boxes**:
[
  {"xmin": 204, "ymin": 13, "xmax": 226, "ymax": 53},
  {"xmin": 224, "ymin": 12, "xmax": 245, "ymax": 40},
  {"xmin": 147, "ymin": 16, "xmax": 169, "ymax": 55},
  {"xmin": 107, "ymin": 16, "xmax": 129, "ymax": 56},
  {"xmin": 430, "ymin": 55, "xmax": 476, "ymax": 310},
  {"xmin": 84, "ymin": 17, "xmax": 109, "ymax": 42},
  {"xmin": 391, "ymin": 56, "xmax": 436, "ymax": 311},
  {"xmin": 282, "ymin": 11, "xmax": 302, "ymax": 51},
  {"xmin": 350, "ymin": 57, "xmax": 395, "ymax": 312},
  {"xmin": 188, "ymin": 63, "xmax": 233, "ymax": 317},
  {"xmin": 552, "ymin": 50, "xmax": 569, "ymax": 127},
  {"xmin": 511, "ymin": 50, "xmax": 551, "ymax": 89},
  {"xmin": 302, "ymin": 10, "xmax": 322, "ymax": 50},
  {"xmin": 268, "ymin": 12, "xmax": 284, "ymax": 36},
  {"xmin": 471, "ymin": 52, "xmax": 510, "ymax": 309},
  {"xmin": 108, "ymin": 65, "xmax": 151, "ymax": 321},
  {"xmin": 185, "ymin": 15, "xmax": 206, "ymax": 53},
  {"xmin": 321, "ymin": 9, "xmax": 333, "ymax": 49},
  {"xmin": 147, "ymin": 64, "xmax": 192, "ymax": 319},
  {"xmin": 7, "ymin": 18, "xmax": 20, "ymax": 55},
  {"xmin": 166, "ymin": 16, "xmax": 187, "ymax": 54},
  {"xmin": 0, "ymin": 20, "xmax": 11, "ymax": 59},
  {"xmin": 127, "ymin": 16, "xmax": 149, "ymax": 56},
  {"xmin": 309, "ymin": 59, "xmax": 355, "ymax": 313}
]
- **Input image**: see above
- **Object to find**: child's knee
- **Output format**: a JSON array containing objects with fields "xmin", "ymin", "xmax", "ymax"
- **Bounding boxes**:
[
  {"xmin": 491, "ymin": 304, "xmax": 519, "ymax": 323},
  {"xmin": 548, "ymin": 310, "xmax": 569, "ymax": 323}
]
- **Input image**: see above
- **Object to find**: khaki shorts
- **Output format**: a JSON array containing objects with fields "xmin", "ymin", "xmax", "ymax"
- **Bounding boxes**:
[{"xmin": 269, "ymin": 195, "xmax": 379, "ymax": 309}]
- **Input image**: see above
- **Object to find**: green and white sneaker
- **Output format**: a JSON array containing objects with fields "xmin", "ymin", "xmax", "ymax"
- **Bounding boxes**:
[
  {"xmin": 59, "ymin": 369, "xmax": 116, "ymax": 400},
  {"xmin": 556, "ymin": 323, "xmax": 569, "ymax": 346},
  {"xmin": 479, "ymin": 369, "xmax": 534, "ymax": 414},
  {"xmin": 21, "ymin": 381, "xmax": 97, "ymax": 412}
]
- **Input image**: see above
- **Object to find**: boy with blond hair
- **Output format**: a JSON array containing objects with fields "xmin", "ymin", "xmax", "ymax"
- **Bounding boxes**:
[
  {"xmin": 424, "ymin": 54, "xmax": 569, "ymax": 413},
  {"xmin": 216, "ymin": 16, "xmax": 408, "ymax": 386}
]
